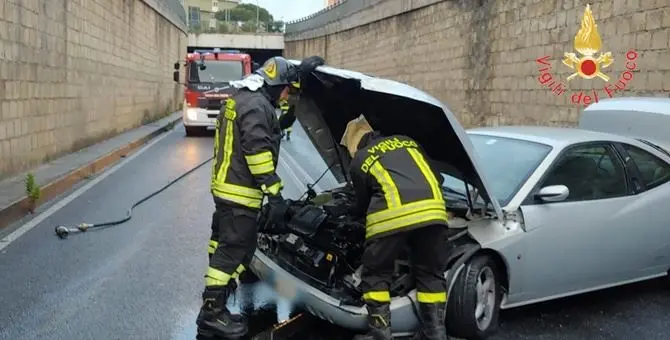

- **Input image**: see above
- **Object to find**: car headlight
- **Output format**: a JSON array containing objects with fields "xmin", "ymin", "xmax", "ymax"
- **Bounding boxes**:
[{"xmin": 186, "ymin": 108, "xmax": 198, "ymax": 121}]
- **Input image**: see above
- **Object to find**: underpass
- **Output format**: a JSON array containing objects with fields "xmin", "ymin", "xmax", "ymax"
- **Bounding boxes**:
[
  {"xmin": 0, "ymin": 124, "xmax": 669, "ymax": 340},
  {"xmin": 187, "ymin": 33, "xmax": 285, "ymax": 67}
]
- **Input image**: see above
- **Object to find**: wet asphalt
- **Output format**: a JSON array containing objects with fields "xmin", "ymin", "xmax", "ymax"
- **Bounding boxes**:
[{"xmin": 0, "ymin": 122, "xmax": 669, "ymax": 340}]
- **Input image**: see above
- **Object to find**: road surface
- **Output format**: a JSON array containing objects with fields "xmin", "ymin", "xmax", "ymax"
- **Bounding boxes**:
[{"xmin": 0, "ymin": 123, "xmax": 668, "ymax": 340}]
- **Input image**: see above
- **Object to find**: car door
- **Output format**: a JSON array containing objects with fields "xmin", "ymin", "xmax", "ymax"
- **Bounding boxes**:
[
  {"xmin": 615, "ymin": 142, "xmax": 670, "ymax": 273},
  {"xmin": 516, "ymin": 142, "xmax": 642, "ymax": 302}
]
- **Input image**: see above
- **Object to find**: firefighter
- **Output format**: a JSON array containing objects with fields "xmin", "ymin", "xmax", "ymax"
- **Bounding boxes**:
[
  {"xmin": 343, "ymin": 116, "xmax": 450, "ymax": 340},
  {"xmin": 196, "ymin": 55, "xmax": 325, "ymax": 339},
  {"xmin": 278, "ymin": 87, "xmax": 295, "ymax": 141}
]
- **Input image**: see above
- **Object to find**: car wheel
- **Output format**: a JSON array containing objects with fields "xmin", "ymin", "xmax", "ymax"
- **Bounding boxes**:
[
  {"xmin": 446, "ymin": 254, "xmax": 502, "ymax": 340},
  {"xmin": 185, "ymin": 126, "xmax": 204, "ymax": 137}
]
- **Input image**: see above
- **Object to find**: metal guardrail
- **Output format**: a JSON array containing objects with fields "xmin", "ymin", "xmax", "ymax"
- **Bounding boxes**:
[{"xmin": 284, "ymin": 0, "xmax": 383, "ymax": 34}]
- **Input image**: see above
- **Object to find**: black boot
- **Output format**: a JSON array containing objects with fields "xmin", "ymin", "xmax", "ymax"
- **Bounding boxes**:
[
  {"xmin": 353, "ymin": 302, "xmax": 393, "ymax": 340},
  {"xmin": 411, "ymin": 303, "xmax": 447, "ymax": 340},
  {"xmin": 196, "ymin": 282, "xmax": 247, "ymax": 339},
  {"xmin": 286, "ymin": 132, "xmax": 291, "ymax": 141}
]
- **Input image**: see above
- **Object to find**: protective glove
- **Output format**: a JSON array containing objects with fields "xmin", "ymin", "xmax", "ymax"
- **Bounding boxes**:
[
  {"xmin": 266, "ymin": 194, "xmax": 290, "ymax": 227},
  {"xmin": 299, "ymin": 55, "xmax": 325, "ymax": 79}
]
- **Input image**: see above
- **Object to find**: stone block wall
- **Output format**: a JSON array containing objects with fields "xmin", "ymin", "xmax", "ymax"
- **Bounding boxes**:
[
  {"xmin": 0, "ymin": 0, "xmax": 187, "ymax": 178},
  {"xmin": 284, "ymin": 0, "xmax": 670, "ymax": 128}
]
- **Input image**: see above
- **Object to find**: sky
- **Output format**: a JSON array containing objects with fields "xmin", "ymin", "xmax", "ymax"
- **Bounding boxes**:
[{"xmin": 240, "ymin": 0, "xmax": 325, "ymax": 22}]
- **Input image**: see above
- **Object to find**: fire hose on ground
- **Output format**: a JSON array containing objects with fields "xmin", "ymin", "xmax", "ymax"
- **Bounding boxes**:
[{"xmin": 54, "ymin": 156, "xmax": 215, "ymax": 239}]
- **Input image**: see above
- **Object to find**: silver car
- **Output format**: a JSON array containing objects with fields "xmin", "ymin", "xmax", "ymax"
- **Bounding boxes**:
[{"xmin": 249, "ymin": 62, "xmax": 670, "ymax": 339}]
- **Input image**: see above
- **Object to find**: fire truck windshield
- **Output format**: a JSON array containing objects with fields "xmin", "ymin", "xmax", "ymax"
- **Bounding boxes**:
[{"xmin": 188, "ymin": 60, "xmax": 243, "ymax": 83}]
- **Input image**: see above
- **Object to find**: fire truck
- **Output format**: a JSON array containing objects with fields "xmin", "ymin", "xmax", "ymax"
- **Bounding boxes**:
[{"xmin": 173, "ymin": 48, "xmax": 253, "ymax": 136}]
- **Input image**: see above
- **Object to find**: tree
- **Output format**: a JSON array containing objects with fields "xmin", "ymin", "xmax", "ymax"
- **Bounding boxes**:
[
  {"xmin": 268, "ymin": 20, "xmax": 285, "ymax": 33},
  {"xmin": 215, "ymin": 4, "xmax": 273, "ymax": 23},
  {"xmin": 239, "ymin": 20, "xmax": 257, "ymax": 33}
]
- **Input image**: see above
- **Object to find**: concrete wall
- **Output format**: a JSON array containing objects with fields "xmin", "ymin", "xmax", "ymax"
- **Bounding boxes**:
[
  {"xmin": 284, "ymin": 0, "xmax": 670, "ymax": 128},
  {"xmin": 188, "ymin": 33, "xmax": 284, "ymax": 50},
  {"xmin": 0, "ymin": 0, "xmax": 187, "ymax": 179}
]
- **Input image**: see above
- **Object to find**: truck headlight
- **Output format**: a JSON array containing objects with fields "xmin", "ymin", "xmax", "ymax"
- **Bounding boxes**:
[{"xmin": 186, "ymin": 108, "xmax": 198, "ymax": 121}]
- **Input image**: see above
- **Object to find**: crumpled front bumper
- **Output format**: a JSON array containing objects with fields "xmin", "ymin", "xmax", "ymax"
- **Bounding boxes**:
[{"xmin": 249, "ymin": 250, "xmax": 420, "ymax": 335}]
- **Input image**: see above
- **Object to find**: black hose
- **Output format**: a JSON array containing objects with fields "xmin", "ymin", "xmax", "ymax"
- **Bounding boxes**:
[{"xmin": 55, "ymin": 156, "xmax": 214, "ymax": 239}]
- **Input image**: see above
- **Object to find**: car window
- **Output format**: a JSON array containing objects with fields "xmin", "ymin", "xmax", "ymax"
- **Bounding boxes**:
[
  {"xmin": 623, "ymin": 144, "xmax": 670, "ymax": 190},
  {"xmin": 541, "ymin": 144, "xmax": 627, "ymax": 202},
  {"xmin": 441, "ymin": 135, "xmax": 553, "ymax": 206}
]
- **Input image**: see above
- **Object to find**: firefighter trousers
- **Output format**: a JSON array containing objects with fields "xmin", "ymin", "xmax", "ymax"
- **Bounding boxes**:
[
  {"xmin": 206, "ymin": 200, "xmax": 258, "ymax": 288},
  {"xmin": 360, "ymin": 224, "xmax": 450, "ymax": 305}
]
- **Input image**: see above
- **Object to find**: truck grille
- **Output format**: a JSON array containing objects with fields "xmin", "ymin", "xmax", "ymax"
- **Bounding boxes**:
[{"xmin": 199, "ymin": 98, "xmax": 223, "ymax": 111}]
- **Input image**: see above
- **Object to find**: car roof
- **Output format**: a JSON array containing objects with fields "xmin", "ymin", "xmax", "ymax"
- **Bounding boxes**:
[
  {"xmin": 583, "ymin": 97, "xmax": 670, "ymax": 115},
  {"xmin": 466, "ymin": 125, "xmax": 636, "ymax": 148}
]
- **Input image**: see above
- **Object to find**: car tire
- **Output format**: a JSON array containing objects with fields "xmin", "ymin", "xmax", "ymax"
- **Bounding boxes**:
[
  {"xmin": 185, "ymin": 126, "xmax": 204, "ymax": 137},
  {"xmin": 446, "ymin": 254, "xmax": 502, "ymax": 340}
]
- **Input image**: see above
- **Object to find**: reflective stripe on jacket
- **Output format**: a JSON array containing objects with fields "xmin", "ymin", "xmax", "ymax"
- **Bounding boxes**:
[
  {"xmin": 211, "ymin": 89, "xmax": 283, "ymax": 209},
  {"xmin": 349, "ymin": 134, "xmax": 448, "ymax": 239},
  {"xmin": 278, "ymin": 98, "xmax": 293, "ymax": 132}
]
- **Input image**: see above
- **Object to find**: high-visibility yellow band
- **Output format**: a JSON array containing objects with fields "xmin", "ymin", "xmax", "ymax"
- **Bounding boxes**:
[
  {"xmin": 261, "ymin": 181, "xmax": 283, "ymax": 196},
  {"xmin": 407, "ymin": 148, "xmax": 443, "ymax": 200},
  {"xmin": 363, "ymin": 290, "xmax": 391, "ymax": 302},
  {"xmin": 248, "ymin": 161, "xmax": 275, "ymax": 175},
  {"xmin": 231, "ymin": 264, "xmax": 246, "ymax": 279},
  {"xmin": 245, "ymin": 151, "xmax": 273, "ymax": 165},
  {"xmin": 366, "ymin": 199, "xmax": 446, "ymax": 226},
  {"xmin": 369, "ymin": 161, "xmax": 401, "ymax": 208},
  {"xmin": 212, "ymin": 182, "xmax": 264, "ymax": 208},
  {"xmin": 366, "ymin": 209, "xmax": 447, "ymax": 239},
  {"xmin": 208, "ymin": 240, "xmax": 218, "ymax": 254},
  {"xmin": 214, "ymin": 106, "xmax": 235, "ymax": 185},
  {"xmin": 212, "ymin": 188, "xmax": 262, "ymax": 209},
  {"xmin": 205, "ymin": 267, "xmax": 232, "ymax": 286},
  {"xmin": 417, "ymin": 291, "xmax": 447, "ymax": 303}
]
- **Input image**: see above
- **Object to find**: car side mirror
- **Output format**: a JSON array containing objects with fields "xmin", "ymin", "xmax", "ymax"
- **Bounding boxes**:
[
  {"xmin": 173, "ymin": 62, "xmax": 180, "ymax": 70},
  {"xmin": 535, "ymin": 185, "xmax": 570, "ymax": 203},
  {"xmin": 173, "ymin": 70, "xmax": 180, "ymax": 83}
]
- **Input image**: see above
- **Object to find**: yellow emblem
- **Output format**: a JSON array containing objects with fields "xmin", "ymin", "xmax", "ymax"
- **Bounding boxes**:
[
  {"xmin": 562, "ymin": 4, "xmax": 613, "ymax": 82},
  {"xmin": 263, "ymin": 60, "xmax": 277, "ymax": 80}
]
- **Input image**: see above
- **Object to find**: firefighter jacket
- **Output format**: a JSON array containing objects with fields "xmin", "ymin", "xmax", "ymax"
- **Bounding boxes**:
[
  {"xmin": 278, "ymin": 97, "xmax": 296, "ymax": 132},
  {"xmin": 349, "ymin": 134, "xmax": 448, "ymax": 240},
  {"xmin": 211, "ymin": 89, "xmax": 283, "ymax": 210}
]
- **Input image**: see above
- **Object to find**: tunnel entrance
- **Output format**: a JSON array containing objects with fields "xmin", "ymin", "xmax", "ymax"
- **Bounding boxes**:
[{"xmin": 186, "ymin": 46, "xmax": 283, "ymax": 70}]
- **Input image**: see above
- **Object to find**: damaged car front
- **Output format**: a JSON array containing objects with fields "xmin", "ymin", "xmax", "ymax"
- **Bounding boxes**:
[{"xmin": 248, "ymin": 63, "xmax": 512, "ymax": 337}]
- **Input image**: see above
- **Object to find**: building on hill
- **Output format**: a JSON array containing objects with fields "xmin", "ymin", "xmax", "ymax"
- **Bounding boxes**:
[{"xmin": 184, "ymin": 0, "xmax": 240, "ymax": 30}]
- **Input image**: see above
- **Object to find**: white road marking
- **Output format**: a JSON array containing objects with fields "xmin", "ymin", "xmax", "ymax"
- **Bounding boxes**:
[{"xmin": 0, "ymin": 127, "xmax": 177, "ymax": 251}]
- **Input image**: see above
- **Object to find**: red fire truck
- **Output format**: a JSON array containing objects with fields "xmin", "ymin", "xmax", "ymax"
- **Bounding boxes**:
[{"xmin": 173, "ymin": 48, "xmax": 253, "ymax": 136}]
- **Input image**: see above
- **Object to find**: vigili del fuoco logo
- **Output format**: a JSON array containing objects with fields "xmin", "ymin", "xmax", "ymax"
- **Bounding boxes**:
[{"xmin": 535, "ymin": 4, "xmax": 639, "ymax": 106}]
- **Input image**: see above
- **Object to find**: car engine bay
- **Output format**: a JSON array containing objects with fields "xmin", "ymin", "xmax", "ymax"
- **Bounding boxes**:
[{"xmin": 257, "ymin": 185, "xmax": 477, "ymax": 305}]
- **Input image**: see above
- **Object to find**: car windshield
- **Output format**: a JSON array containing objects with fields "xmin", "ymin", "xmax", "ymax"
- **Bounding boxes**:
[
  {"xmin": 441, "ymin": 134, "xmax": 553, "ymax": 207},
  {"xmin": 189, "ymin": 60, "xmax": 243, "ymax": 83}
]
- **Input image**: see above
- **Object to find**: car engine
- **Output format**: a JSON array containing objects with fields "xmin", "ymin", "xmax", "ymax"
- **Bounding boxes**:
[
  {"xmin": 257, "ymin": 186, "xmax": 368, "ymax": 293},
  {"xmin": 256, "ymin": 185, "xmax": 473, "ymax": 303}
]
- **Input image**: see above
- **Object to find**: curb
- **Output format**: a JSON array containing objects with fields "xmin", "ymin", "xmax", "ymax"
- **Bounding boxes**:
[{"xmin": 0, "ymin": 116, "xmax": 182, "ymax": 231}]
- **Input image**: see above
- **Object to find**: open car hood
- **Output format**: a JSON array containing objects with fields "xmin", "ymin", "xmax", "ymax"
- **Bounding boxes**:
[{"xmin": 289, "ymin": 60, "xmax": 504, "ymax": 220}]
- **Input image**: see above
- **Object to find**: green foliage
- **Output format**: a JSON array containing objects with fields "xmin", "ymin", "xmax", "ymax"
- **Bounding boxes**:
[
  {"xmin": 268, "ymin": 20, "xmax": 285, "ymax": 33},
  {"xmin": 216, "ymin": 4, "xmax": 273, "ymax": 23},
  {"xmin": 25, "ymin": 173, "xmax": 41, "ymax": 204},
  {"xmin": 239, "ymin": 20, "xmax": 257, "ymax": 32}
]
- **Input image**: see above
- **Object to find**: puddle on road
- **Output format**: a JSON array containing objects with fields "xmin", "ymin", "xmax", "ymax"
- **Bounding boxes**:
[{"xmin": 172, "ymin": 281, "xmax": 296, "ymax": 340}]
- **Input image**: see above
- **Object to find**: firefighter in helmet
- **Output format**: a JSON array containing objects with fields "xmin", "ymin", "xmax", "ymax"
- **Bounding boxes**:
[
  {"xmin": 278, "ymin": 86, "xmax": 299, "ymax": 141},
  {"xmin": 343, "ymin": 116, "xmax": 450, "ymax": 340},
  {"xmin": 196, "ymin": 55, "xmax": 325, "ymax": 339}
]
